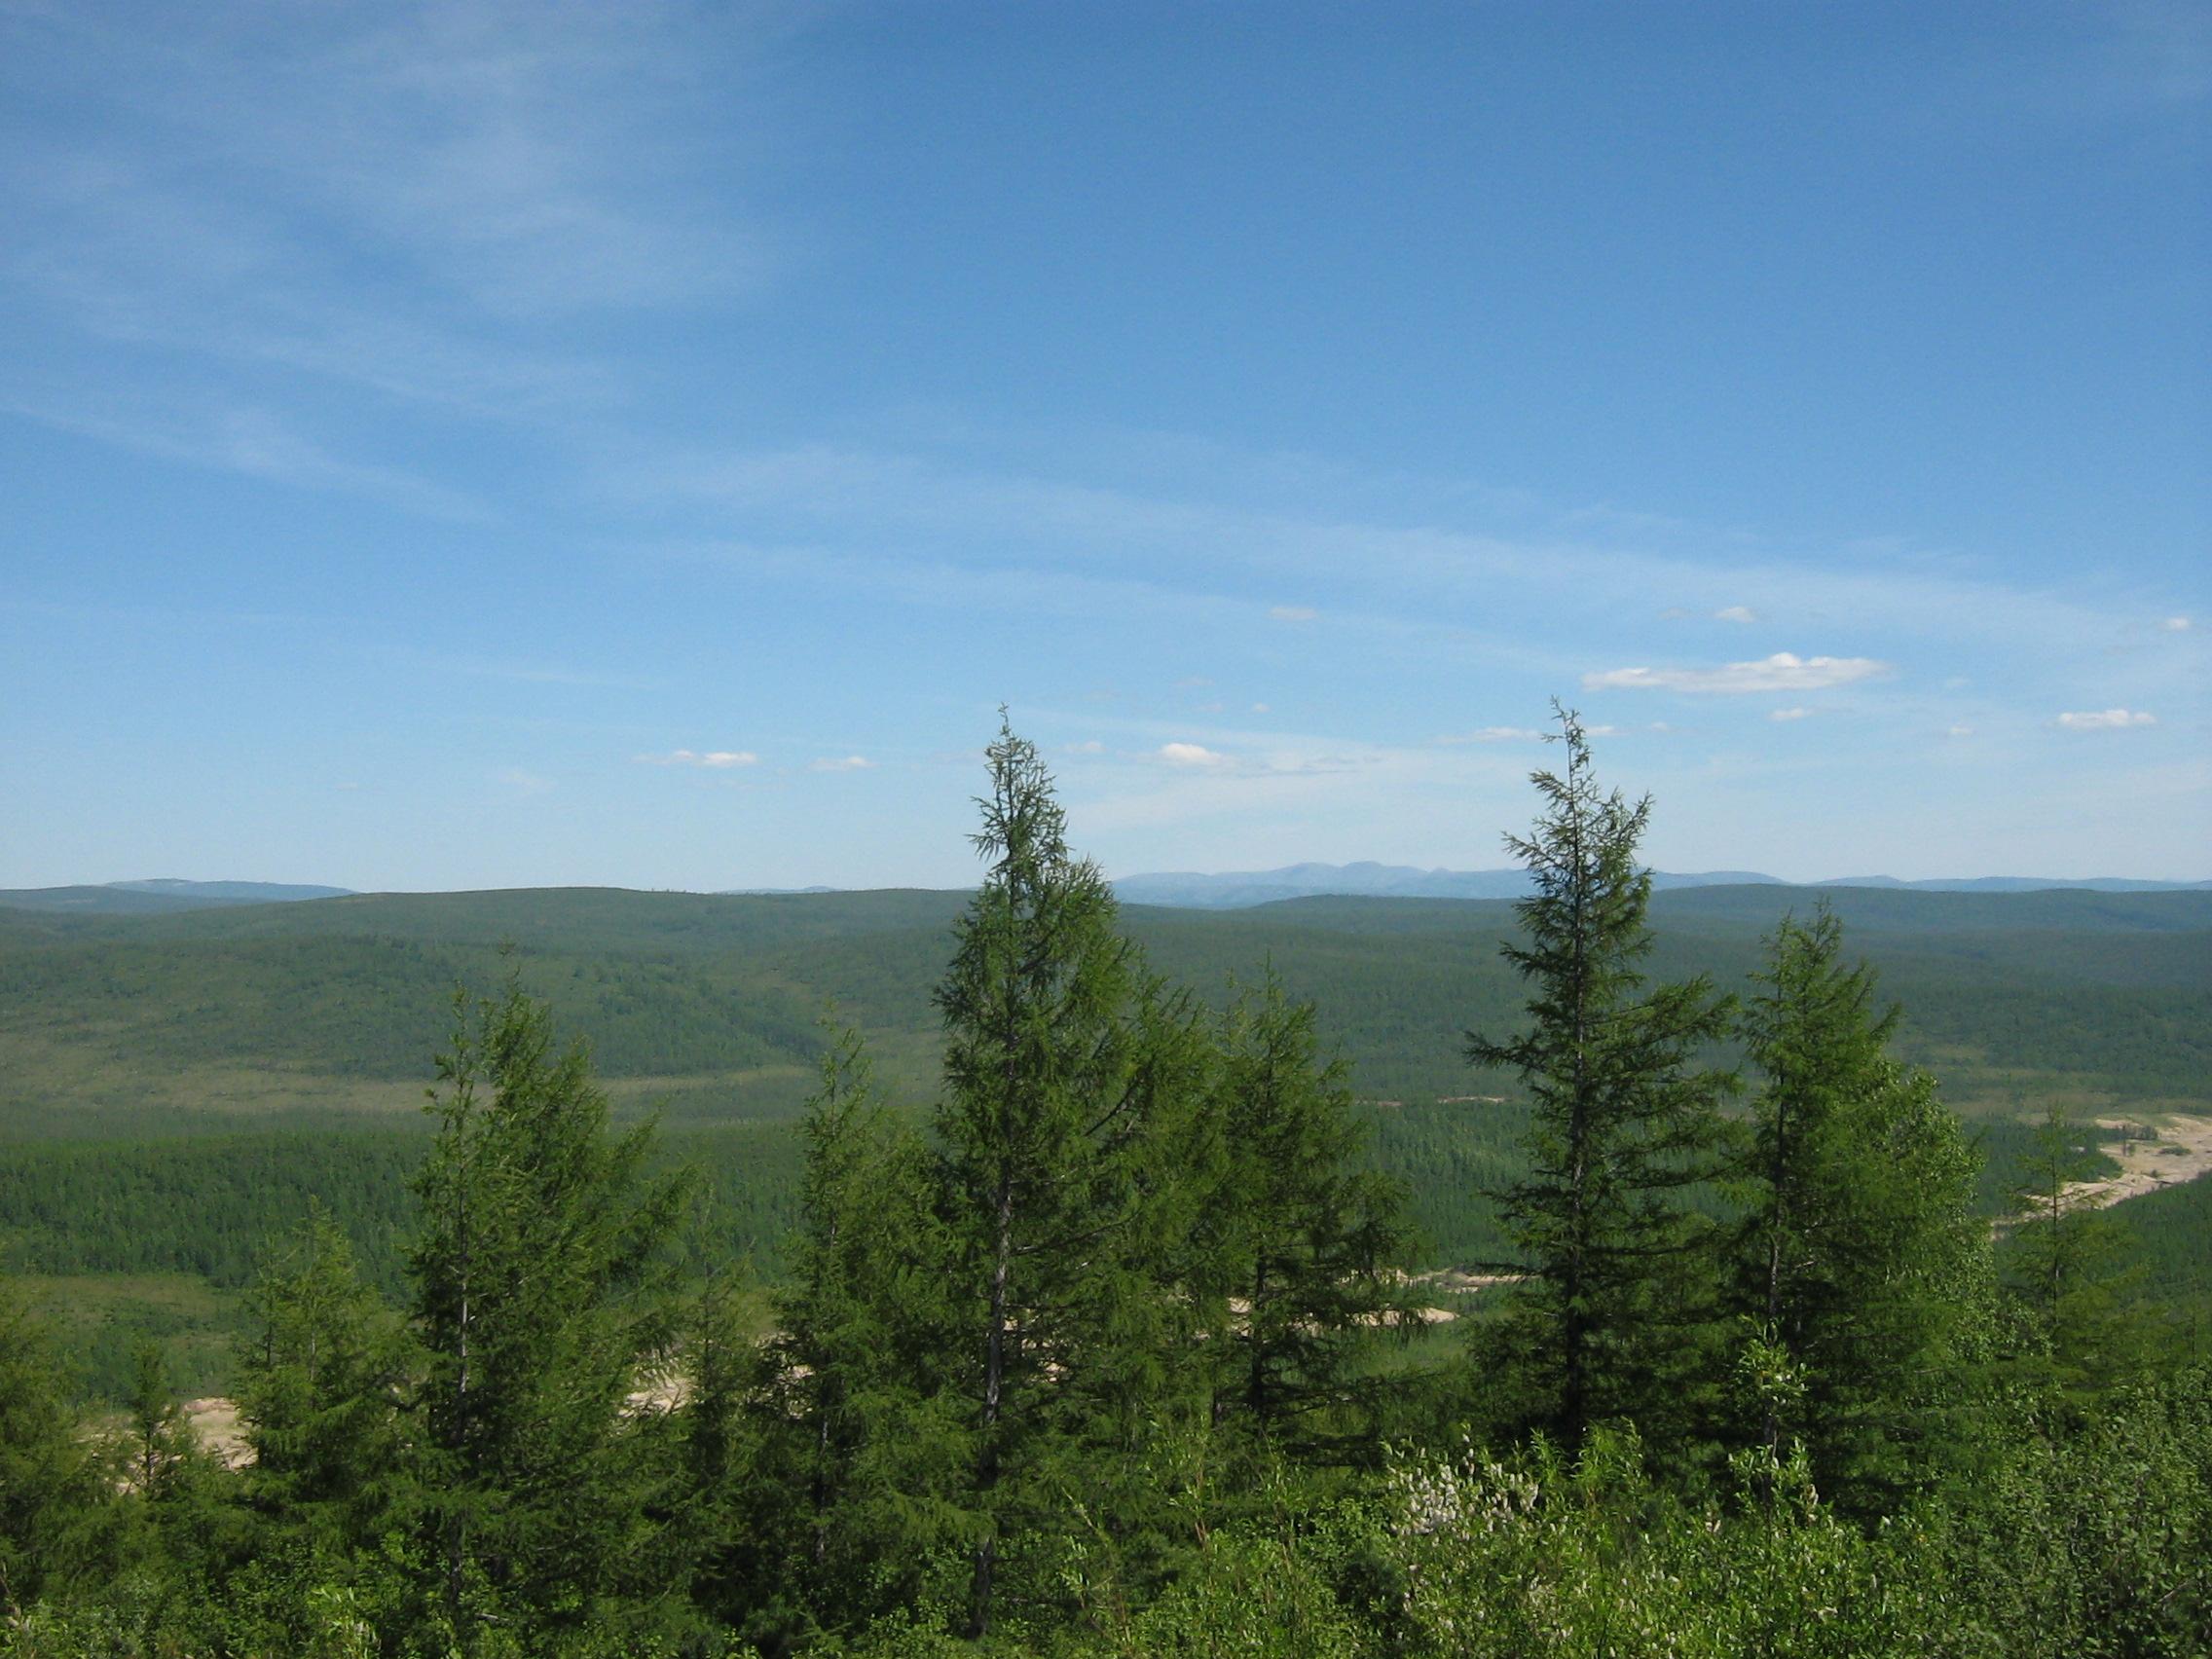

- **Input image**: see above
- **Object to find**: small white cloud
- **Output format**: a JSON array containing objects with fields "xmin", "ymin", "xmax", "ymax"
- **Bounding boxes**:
[
  {"xmin": 496, "ymin": 767, "xmax": 551, "ymax": 793},
  {"xmin": 1439, "ymin": 726, "xmax": 1544, "ymax": 744},
  {"xmin": 1714, "ymin": 605, "xmax": 1759, "ymax": 623},
  {"xmin": 1584, "ymin": 723, "xmax": 1623, "ymax": 736},
  {"xmin": 1269, "ymin": 605, "xmax": 1318, "ymax": 623},
  {"xmin": 1160, "ymin": 742, "xmax": 1230, "ymax": 767},
  {"xmin": 2053, "ymin": 709, "xmax": 2157, "ymax": 731},
  {"xmin": 1946, "ymin": 724, "xmax": 1974, "ymax": 738},
  {"xmin": 1196, "ymin": 700, "xmax": 1226, "ymax": 713},
  {"xmin": 2163, "ymin": 615, "xmax": 2193, "ymax": 632},
  {"xmin": 638, "ymin": 749, "xmax": 759, "ymax": 769},
  {"xmin": 1250, "ymin": 702, "xmax": 1271, "ymax": 714},
  {"xmin": 810, "ymin": 755, "xmax": 875, "ymax": 772},
  {"xmin": 1768, "ymin": 707, "xmax": 1811, "ymax": 722},
  {"xmin": 1583, "ymin": 652, "xmax": 1889, "ymax": 694}
]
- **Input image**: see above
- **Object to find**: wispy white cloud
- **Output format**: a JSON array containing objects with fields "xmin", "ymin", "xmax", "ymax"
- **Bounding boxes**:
[
  {"xmin": 810, "ymin": 755, "xmax": 874, "ymax": 772},
  {"xmin": 1768, "ymin": 707, "xmax": 1812, "ymax": 721},
  {"xmin": 1063, "ymin": 740, "xmax": 1105, "ymax": 755},
  {"xmin": 1139, "ymin": 738, "xmax": 1370, "ymax": 780},
  {"xmin": 2053, "ymin": 708, "xmax": 2157, "ymax": 730},
  {"xmin": 1160, "ymin": 742, "xmax": 1231, "ymax": 767},
  {"xmin": 496, "ymin": 766, "xmax": 551, "ymax": 793},
  {"xmin": 637, "ymin": 749, "xmax": 758, "ymax": 768},
  {"xmin": 1269, "ymin": 605, "xmax": 1317, "ymax": 623},
  {"xmin": 1714, "ymin": 605, "xmax": 1758, "ymax": 623},
  {"xmin": 2164, "ymin": 615, "xmax": 2194, "ymax": 632},
  {"xmin": 1, "ymin": 391, "xmax": 489, "ymax": 519},
  {"xmin": 1584, "ymin": 652, "xmax": 1891, "ymax": 694},
  {"xmin": 1, "ymin": 0, "xmax": 788, "ymax": 452},
  {"xmin": 1947, "ymin": 724, "xmax": 1974, "ymax": 738},
  {"xmin": 620, "ymin": 442, "xmax": 2150, "ymax": 680}
]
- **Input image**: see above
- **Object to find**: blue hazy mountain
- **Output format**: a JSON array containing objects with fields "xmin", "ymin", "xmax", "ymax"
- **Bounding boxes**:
[{"xmin": 1110, "ymin": 863, "xmax": 2208, "ymax": 910}]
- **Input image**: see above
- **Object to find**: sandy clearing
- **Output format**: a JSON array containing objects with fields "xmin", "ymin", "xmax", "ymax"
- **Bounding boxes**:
[
  {"xmin": 2059, "ymin": 1113, "xmax": 2212, "ymax": 1211},
  {"xmin": 183, "ymin": 1396, "xmax": 251, "ymax": 1469}
]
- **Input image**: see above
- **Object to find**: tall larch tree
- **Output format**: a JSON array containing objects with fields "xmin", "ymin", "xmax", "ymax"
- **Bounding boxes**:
[
  {"xmin": 1465, "ymin": 705, "xmax": 1734, "ymax": 1459},
  {"xmin": 933, "ymin": 719, "xmax": 1197, "ymax": 1640}
]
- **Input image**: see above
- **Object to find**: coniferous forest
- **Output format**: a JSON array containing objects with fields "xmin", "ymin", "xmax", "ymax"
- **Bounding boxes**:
[{"xmin": 4, "ymin": 718, "xmax": 2208, "ymax": 1657}]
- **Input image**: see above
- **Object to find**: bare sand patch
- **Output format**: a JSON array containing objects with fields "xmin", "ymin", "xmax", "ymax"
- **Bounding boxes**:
[
  {"xmin": 184, "ymin": 1396, "xmax": 250, "ymax": 1469},
  {"xmin": 2061, "ymin": 1113, "xmax": 2212, "ymax": 1211}
]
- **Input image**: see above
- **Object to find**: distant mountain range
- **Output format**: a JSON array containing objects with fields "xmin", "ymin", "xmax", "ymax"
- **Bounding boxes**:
[
  {"xmin": 1108, "ymin": 862, "xmax": 2212, "ymax": 910},
  {"xmin": 0, "ymin": 879, "xmax": 353, "ymax": 915},
  {"xmin": 2, "ymin": 869, "xmax": 2206, "ymax": 920},
  {"xmin": 109, "ymin": 879, "xmax": 354, "ymax": 902}
]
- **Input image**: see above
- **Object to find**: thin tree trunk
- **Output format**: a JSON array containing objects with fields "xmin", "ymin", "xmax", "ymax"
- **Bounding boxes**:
[
  {"xmin": 1562, "ymin": 798, "xmax": 1591, "ymax": 1449},
  {"xmin": 1763, "ymin": 1091, "xmax": 1790, "ymax": 1489},
  {"xmin": 447, "ymin": 1163, "xmax": 473, "ymax": 1629},
  {"xmin": 968, "ymin": 1169, "xmax": 1015, "ymax": 1639},
  {"xmin": 1246, "ymin": 1258, "xmax": 1270, "ymax": 1421}
]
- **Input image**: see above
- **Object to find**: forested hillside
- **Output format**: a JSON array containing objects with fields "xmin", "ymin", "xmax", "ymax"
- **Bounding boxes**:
[{"xmin": 4, "ymin": 877, "xmax": 2205, "ymax": 1133}]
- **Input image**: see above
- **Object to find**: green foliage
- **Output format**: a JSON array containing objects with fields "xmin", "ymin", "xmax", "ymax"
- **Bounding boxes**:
[
  {"xmin": 0, "ymin": 1132, "xmax": 425, "ymax": 1293},
  {"xmin": 0, "ymin": 1279, "xmax": 115, "ymax": 1609},
  {"xmin": 232, "ymin": 1214, "xmax": 407, "ymax": 1565},
  {"xmin": 2111, "ymin": 1165, "xmax": 2212, "ymax": 1335},
  {"xmin": 1929, "ymin": 1370, "xmax": 2212, "ymax": 1657},
  {"xmin": 737, "ymin": 1026, "xmax": 968, "ymax": 1644}
]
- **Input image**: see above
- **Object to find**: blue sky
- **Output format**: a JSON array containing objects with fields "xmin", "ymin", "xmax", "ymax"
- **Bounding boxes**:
[{"xmin": 2, "ymin": 0, "xmax": 2205, "ymax": 891}]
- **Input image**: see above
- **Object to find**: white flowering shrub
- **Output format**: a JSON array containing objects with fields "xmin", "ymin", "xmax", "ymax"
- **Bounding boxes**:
[{"xmin": 1381, "ymin": 1427, "xmax": 1946, "ymax": 1659}]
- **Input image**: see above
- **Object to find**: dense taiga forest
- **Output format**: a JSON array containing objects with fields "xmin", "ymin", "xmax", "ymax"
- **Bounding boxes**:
[{"xmin": 3, "ymin": 720, "xmax": 2209, "ymax": 1656}]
